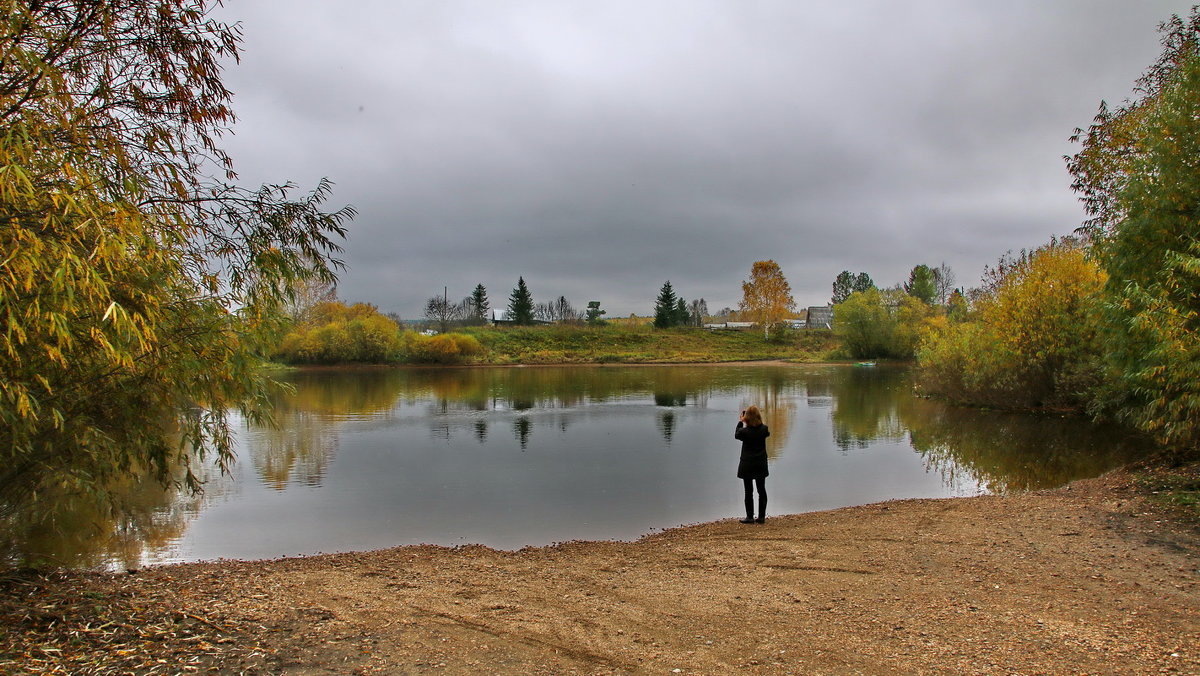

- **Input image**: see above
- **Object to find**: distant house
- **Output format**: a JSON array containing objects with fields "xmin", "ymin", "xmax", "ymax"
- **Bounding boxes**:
[
  {"xmin": 491, "ymin": 309, "xmax": 521, "ymax": 326},
  {"xmin": 704, "ymin": 321, "xmax": 755, "ymax": 330},
  {"xmin": 490, "ymin": 309, "xmax": 549, "ymax": 326},
  {"xmin": 806, "ymin": 305, "xmax": 834, "ymax": 329}
]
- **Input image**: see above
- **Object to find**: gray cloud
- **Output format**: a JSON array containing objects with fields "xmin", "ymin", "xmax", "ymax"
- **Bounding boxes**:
[{"xmin": 216, "ymin": 0, "xmax": 1191, "ymax": 316}]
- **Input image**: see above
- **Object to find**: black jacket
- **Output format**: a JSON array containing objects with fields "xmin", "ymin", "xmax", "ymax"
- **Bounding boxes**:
[{"xmin": 735, "ymin": 422, "xmax": 770, "ymax": 479}]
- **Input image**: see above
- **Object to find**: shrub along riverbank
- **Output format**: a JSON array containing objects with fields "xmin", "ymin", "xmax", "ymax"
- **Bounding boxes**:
[{"xmin": 271, "ymin": 301, "xmax": 840, "ymax": 366}]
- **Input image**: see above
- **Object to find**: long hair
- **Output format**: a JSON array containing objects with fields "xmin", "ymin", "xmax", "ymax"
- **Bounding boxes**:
[{"xmin": 744, "ymin": 405, "xmax": 763, "ymax": 426}]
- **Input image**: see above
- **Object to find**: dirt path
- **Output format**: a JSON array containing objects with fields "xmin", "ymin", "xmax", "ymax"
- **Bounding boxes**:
[{"xmin": 3, "ymin": 470, "xmax": 1197, "ymax": 674}]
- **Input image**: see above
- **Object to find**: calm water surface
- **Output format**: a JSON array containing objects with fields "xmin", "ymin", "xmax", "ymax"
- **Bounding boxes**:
[{"xmin": 6, "ymin": 364, "xmax": 1145, "ymax": 569}]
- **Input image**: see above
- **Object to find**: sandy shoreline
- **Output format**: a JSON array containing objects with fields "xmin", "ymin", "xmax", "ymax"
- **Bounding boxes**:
[{"xmin": 3, "ymin": 468, "xmax": 1198, "ymax": 674}]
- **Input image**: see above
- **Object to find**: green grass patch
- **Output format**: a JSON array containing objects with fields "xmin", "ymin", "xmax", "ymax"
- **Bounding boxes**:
[{"xmin": 456, "ymin": 324, "xmax": 838, "ymax": 365}]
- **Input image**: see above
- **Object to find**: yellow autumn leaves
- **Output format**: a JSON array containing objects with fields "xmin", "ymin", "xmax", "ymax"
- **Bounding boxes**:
[
  {"xmin": 739, "ymin": 260, "xmax": 797, "ymax": 339},
  {"xmin": 916, "ymin": 240, "xmax": 1107, "ymax": 410}
]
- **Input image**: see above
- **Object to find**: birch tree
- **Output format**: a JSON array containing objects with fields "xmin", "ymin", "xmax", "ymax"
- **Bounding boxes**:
[{"xmin": 739, "ymin": 260, "xmax": 796, "ymax": 339}]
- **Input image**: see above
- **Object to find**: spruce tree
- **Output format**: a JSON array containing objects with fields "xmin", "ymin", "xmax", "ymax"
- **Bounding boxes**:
[
  {"xmin": 653, "ymin": 281, "xmax": 678, "ymax": 328},
  {"xmin": 674, "ymin": 297, "xmax": 690, "ymax": 327},
  {"xmin": 468, "ymin": 284, "xmax": 489, "ymax": 324},
  {"xmin": 507, "ymin": 277, "xmax": 535, "ymax": 325}
]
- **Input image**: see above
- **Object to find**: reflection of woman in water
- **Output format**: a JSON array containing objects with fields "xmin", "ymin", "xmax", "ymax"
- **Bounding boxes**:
[{"xmin": 735, "ymin": 405, "xmax": 770, "ymax": 524}]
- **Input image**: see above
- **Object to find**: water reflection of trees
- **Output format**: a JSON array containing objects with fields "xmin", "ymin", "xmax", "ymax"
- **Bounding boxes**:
[
  {"xmin": 379, "ymin": 366, "xmax": 740, "ymax": 414},
  {"xmin": 901, "ymin": 400, "xmax": 1144, "ymax": 493},
  {"xmin": 289, "ymin": 366, "xmax": 796, "ymax": 446},
  {"xmin": 821, "ymin": 365, "xmax": 1144, "ymax": 492},
  {"xmin": 830, "ymin": 367, "xmax": 907, "ymax": 451},
  {"xmin": 654, "ymin": 392, "xmax": 688, "ymax": 407},
  {"xmin": 256, "ymin": 366, "xmax": 792, "ymax": 474},
  {"xmin": 0, "ymin": 459, "xmax": 201, "ymax": 570},
  {"xmin": 742, "ymin": 369, "xmax": 802, "ymax": 459},
  {"xmin": 514, "ymin": 416, "xmax": 533, "ymax": 449},
  {"xmin": 5, "ymin": 364, "xmax": 1152, "ymax": 569},
  {"xmin": 657, "ymin": 411, "xmax": 677, "ymax": 443},
  {"xmin": 243, "ymin": 369, "xmax": 409, "ymax": 489},
  {"xmin": 249, "ymin": 410, "xmax": 339, "ymax": 490},
  {"xmin": 284, "ymin": 368, "xmax": 407, "ymax": 416}
]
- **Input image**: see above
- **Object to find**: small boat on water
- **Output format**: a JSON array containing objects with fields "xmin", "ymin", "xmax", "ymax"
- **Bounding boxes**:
[{"xmin": 855, "ymin": 361, "xmax": 877, "ymax": 367}]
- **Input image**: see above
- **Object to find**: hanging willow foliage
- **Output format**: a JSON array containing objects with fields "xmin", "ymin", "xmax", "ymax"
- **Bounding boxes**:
[{"xmin": 0, "ymin": 1, "xmax": 354, "ymax": 513}]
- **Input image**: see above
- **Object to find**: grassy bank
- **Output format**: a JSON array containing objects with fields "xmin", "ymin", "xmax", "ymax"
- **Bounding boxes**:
[{"xmin": 456, "ymin": 324, "xmax": 838, "ymax": 365}]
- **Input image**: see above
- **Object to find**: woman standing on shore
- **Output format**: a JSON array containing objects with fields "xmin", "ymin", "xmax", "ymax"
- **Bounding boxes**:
[{"xmin": 735, "ymin": 405, "xmax": 770, "ymax": 524}]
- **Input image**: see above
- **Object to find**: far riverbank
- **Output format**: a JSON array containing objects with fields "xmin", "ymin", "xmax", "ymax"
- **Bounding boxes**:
[{"xmin": 274, "ymin": 324, "xmax": 843, "ymax": 368}]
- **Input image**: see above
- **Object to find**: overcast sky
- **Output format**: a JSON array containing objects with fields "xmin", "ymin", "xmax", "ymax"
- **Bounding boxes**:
[{"xmin": 215, "ymin": 0, "xmax": 1192, "ymax": 318}]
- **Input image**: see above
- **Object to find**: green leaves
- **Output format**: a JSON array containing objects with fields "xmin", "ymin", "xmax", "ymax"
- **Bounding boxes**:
[
  {"xmin": 903, "ymin": 265, "xmax": 937, "ymax": 305},
  {"xmin": 833, "ymin": 287, "xmax": 934, "ymax": 360},
  {"xmin": 1069, "ymin": 13, "xmax": 1200, "ymax": 452},
  {"xmin": 831, "ymin": 271, "xmax": 872, "ymax": 305}
]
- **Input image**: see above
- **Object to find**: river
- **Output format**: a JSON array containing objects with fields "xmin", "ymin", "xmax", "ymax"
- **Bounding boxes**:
[{"xmin": 2, "ymin": 364, "xmax": 1145, "ymax": 569}]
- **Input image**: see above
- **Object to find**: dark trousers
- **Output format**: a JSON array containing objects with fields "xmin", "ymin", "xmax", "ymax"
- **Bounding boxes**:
[{"xmin": 743, "ymin": 477, "xmax": 767, "ymax": 519}]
